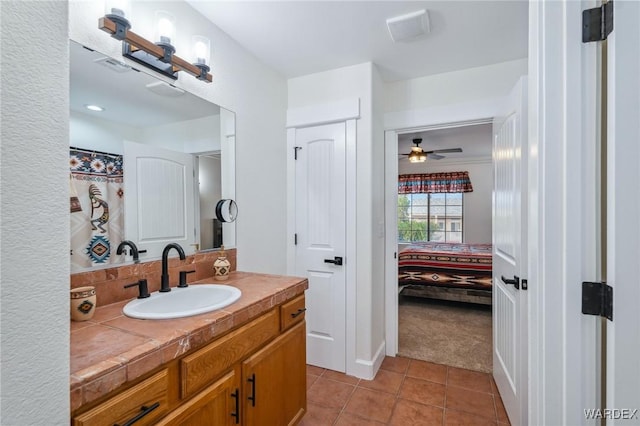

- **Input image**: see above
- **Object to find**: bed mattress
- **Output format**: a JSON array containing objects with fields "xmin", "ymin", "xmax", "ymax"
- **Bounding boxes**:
[{"xmin": 398, "ymin": 242, "xmax": 493, "ymax": 290}]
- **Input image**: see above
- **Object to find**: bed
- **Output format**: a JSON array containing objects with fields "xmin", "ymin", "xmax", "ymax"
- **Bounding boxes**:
[{"xmin": 398, "ymin": 242, "xmax": 493, "ymax": 305}]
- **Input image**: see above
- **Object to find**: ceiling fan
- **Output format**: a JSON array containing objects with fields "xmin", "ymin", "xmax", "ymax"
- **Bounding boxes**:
[{"xmin": 401, "ymin": 138, "xmax": 463, "ymax": 163}]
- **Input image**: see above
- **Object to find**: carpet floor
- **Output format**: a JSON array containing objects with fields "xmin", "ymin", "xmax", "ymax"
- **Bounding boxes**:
[{"xmin": 397, "ymin": 295, "xmax": 493, "ymax": 373}]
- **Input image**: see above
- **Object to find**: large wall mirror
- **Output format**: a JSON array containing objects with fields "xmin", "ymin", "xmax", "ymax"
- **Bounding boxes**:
[{"xmin": 70, "ymin": 40, "xmax": 235, "ymax": 273}]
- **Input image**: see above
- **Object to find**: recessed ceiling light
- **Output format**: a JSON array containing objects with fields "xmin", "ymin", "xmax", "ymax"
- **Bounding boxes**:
[{"xmin": 85, "ymin": 104, "xmax": 105, "ymax": 112}]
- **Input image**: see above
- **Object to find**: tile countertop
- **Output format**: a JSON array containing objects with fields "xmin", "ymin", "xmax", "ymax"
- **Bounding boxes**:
[{"xmin": 70, "ymin": 271, "xmax": 308, "ymax": 412}]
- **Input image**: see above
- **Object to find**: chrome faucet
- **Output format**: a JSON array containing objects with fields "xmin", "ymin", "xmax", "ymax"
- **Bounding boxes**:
[
  {"xmin": 160, "ymin": 243, "xmax": 185, "ymax": 292},
  {"xmin": 116, "ymin": 240, "xmax": 140, "ymax": 263}
]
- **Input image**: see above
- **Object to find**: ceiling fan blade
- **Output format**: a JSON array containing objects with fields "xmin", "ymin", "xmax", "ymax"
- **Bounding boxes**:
[
  {"xmin": 427, "ymin": 153, "xmax": 445, "ymax": 160},
  {"xmin": 425, "ymin": 148, "xmax": 463, "ymax": 154}
]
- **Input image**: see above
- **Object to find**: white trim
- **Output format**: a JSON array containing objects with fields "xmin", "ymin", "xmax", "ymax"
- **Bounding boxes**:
[
  {"xmin": 383, "ymin": 116, "xmax": 493, "ymax": 361},
  {"xmin": 527, "ymin": 1, "xmax": 599, "ymax": 424},
  {"xmin": 352, "ymin": 341, "xmax": 386, "ymax": 380},
  {"xmin": 384, "ymin": 98, "xmax": 504, "ymax": 131},
  {"xmin": 286, "ymin": 98, "xmax": 360, "ymax": 128},
  {"xmin": 345, "ymin": 119, "xmax": 358, "ymax": 378},
  {"xmin": 384, "ymin": 130, "xmax": 399, "ymax": 356},
  {"xmin": 286, "ymin": 127, "xmax": 296, "ymax": 276}
]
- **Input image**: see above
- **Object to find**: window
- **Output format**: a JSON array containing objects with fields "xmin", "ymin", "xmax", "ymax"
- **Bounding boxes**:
[{"xmin": 398, "ymin": 193, "xmax": 463, "ymax": 242}]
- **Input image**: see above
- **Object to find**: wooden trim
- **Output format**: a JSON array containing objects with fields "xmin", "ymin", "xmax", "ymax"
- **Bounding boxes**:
[{"xmin": 98, "ymin": 16, "xmax": 213, "ymax": 83}]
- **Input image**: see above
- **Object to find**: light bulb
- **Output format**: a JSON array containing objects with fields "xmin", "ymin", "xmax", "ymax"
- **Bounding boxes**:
[
  {"xmin": 155, "ymin": 11, "xmax": 175, "ymax": 44},
  {"xmin": 192, "ymin": 36, "xmax": 211, "ymax": 65}
]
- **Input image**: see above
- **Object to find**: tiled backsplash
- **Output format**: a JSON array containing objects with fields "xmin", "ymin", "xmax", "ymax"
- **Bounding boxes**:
[{"xmin": 70, "ymin": 249, "xmax": 237, "ymax": 307}]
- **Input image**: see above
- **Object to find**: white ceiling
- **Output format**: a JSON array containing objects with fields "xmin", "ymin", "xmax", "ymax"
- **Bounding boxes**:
[{"xmin": 187, "ymin": 0, "xmax": 528, "ymax": 82}]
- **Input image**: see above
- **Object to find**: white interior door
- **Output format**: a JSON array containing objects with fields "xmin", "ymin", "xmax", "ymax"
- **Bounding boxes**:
[
  {"xmin": 294, "ymin": 122, "xmax": 347, "ymax": 372},
  {"xmin": 606, "ymin": 1, "xmax": 640, "ymax": 422},
  {"xmin": 492, "ymin": 76, "xmax": 528, "ymax": 426},
  {"xmin": 124, "ymin": 141, "xmax": 196, "ymax": 260}
]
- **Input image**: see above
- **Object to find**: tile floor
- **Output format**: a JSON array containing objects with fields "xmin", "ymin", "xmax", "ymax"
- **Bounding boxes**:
[{"xmin": 301, "ymin": 356, "xmax": 510, "ymax": 426}]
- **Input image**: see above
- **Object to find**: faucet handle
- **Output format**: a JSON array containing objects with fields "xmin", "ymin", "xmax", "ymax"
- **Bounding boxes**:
[
  {"xmin": 178, "ymin": 270, "xmax": 196, "ymax": 288},
  {"xmin": 124, "ymin": 279, "xmax": 150, "ymax": 299}
]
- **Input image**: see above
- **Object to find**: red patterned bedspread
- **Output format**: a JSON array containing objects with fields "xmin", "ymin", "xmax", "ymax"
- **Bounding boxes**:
[{"xmin": 398, "ymin": 242, "xmax": 493, "ymax": 290}]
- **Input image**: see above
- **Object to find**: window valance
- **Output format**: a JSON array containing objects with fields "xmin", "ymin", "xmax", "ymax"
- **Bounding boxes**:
[{"xmin": 398, "ymin": 171, "xmax": 473, "ymax": 194}]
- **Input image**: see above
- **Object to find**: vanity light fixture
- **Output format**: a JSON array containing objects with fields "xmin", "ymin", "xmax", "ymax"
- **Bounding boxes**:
[{"xmin": 99, "ymin": 7, "xmax": 213, "ymax": 83}]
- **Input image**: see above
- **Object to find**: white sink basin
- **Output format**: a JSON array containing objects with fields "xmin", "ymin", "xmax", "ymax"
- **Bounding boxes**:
[{"xmin": 123, "ymin": 284, "xmax": 242, "ymax": 320}]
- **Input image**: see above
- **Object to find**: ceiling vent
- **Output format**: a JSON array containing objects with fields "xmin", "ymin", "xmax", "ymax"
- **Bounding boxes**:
[
  {"xmin": 93, "ymin": 56, "xmax": 131, "ymax": 73},
  {"xmin": 386, "ymin": 9, "xmax": 430, "ymax": 43},
  {"xmin": 145, "ymin": 81, "xmax": 185, "ymax": 97}
]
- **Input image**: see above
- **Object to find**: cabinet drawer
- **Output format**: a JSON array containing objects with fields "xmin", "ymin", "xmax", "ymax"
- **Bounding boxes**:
[
  {"xmin": 73, "ymin": 369, "xmax": 169, "ymax": 426},
  {"xmin": 280, "ymin": 295, "xmax": 306, "ymax": 331},
  {"xmin": 181, "ymin": 309, "xmax": 279, "ymax": 398}
]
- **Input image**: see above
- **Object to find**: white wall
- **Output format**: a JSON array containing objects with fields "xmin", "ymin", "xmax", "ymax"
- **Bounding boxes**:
[
  {"xmin": 399, "ymin": 159, "xmax": 493, "ymax": 244},
  {"xmin": 145, "ymin": 115, "xmax": 221, "ymax": 153},
  {"xmin": 71, "ymin": 111, "xmax": 220, "ymax": 154},
  {"xmin": 384, "ymin": 59, "xmax": 528, "ymax": 130},
  {"xmin": 71, "ymin": 110, "xmax": 141, "ymax": 154},
  {"xmin": 288, "ymin": 62, "xmax": 385, "ymax": 370},
  {"xmin": 199, "ymin": 156, "xmax": 222, "ymax": 250},
  {"xmin": 69, "ymin": 1, "xmax": 288, "ymax": 274},
  {"xmin": 0, "ymin": 1, "xmax": 70, "ymax": 424},
  {"xmin": 385, "ymin": 58, "xmax": 528, "ymax": 113},
  {"xmin": 0, "ymin": 1, "xmax": 286, "ymax": 422}
]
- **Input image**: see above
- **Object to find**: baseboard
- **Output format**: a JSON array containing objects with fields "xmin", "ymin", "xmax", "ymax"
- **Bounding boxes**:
[{"xmin": 350, "ymin": 341, "xmax": 386, "ymax": 380}]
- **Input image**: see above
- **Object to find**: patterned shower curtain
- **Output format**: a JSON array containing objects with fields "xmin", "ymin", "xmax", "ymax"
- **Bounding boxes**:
[{"xmin": 70, "ymin": 148, "xmax": 124, "ymax": 270}]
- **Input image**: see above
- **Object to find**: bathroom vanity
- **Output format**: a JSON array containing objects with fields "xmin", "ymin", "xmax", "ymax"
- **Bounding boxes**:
[{"xmin": 70, "ymin": 272, "xmax": 308, "ymax": 425}]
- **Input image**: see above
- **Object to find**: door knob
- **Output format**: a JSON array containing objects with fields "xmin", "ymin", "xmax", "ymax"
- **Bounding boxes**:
[
  {"xmin": 324, "ymin": 256, "xmax": 343, "ymax": 266},
  {"xmin": 501, "ymin": 275, "xmax": 520, "ymax": 290}
]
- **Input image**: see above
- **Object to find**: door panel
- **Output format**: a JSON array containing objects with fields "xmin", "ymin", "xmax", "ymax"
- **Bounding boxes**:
[
  {"xmin": 493, "ymin": 76, "xmax": 528, "ymax": 426},
  {"xmin": 294, "ymin": 123, "xmax": 347, "ymax": 372},
  {"xmin": 124, "ymin": 141, "xmax": 196, "ymax": 259},
  {"xmin": 606, "ymin": 1, "xmax": 640, "ymax": 423}
]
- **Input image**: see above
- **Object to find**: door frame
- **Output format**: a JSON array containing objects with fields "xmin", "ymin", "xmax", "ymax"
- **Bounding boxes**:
[
  {"xmin": 383, "ymin": 107, "xmax": 503, "ymax": 358},
  {"xmin": 286, "ymin": 98, "xmax": 359, "ymax": 376},
  {"xmin": 527, "ymin": 1, "xmax": 600, "ymax": 423}
]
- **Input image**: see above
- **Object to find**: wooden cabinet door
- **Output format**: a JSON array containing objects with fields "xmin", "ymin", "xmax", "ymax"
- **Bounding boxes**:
[
  {"xmin": 242, "ymin": 321, "xmax": 307, "ymax": 426},
  {"xmin": 157, "ymin": 369, "xmax": 240, "ymax": 426}
]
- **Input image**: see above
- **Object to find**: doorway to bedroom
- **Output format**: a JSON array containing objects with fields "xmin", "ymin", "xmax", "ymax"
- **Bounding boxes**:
[{"xmin": 391, "ymin": 121, "xmax": 494, "ymax": 373}]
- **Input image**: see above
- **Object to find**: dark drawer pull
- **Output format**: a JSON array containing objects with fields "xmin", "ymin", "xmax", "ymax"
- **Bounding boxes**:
[
  {"xmin": 114, "ymin": 402, "xmax": 160, "ymax": 426},
  {"xmin": 231, "ymin": 388, "xmax": 240, "ymax": 424},
  {"xmin": 291, "ymin": 308, "xmax": 307, "ymax": 318},
  {"xmin": 247, "ymin": 373, "xmax": 256, "ymax": 407}
]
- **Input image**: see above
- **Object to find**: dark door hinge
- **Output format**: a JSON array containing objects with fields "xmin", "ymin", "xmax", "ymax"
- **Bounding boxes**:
[
  {"xmin": 582, "ymin": 281, "xmax": 613, "ymax": 321},
  {"xmin": 294, "ymin": 146, "xmax": 302, "ymax": 160},
  {"xmin": 294, "ymin": 233, "xmax": 298, "ymax": 245},
  {"xmin": 582, "ymin": 0, "xmax": 613, "ymax": 43}
]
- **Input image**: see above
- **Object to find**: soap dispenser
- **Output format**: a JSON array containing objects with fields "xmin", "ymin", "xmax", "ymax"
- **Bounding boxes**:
[{"xmin": 213, "ymin": 245, "xmax": 231, "ymax": 281}]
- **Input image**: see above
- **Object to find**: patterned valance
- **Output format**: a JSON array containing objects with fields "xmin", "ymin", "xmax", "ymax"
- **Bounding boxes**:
[{"xmin": 398, "ymin": 171, "xmax": 473, "ymax": 194}]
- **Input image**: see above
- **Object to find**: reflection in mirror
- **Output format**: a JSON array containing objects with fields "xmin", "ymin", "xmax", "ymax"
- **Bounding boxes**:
[{"xmin": 70, "ymin": 41, "xmax": 235, "ymax": 273}]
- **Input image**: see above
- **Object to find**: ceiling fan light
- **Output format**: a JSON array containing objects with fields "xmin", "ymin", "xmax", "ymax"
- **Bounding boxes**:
[{"xmin": 408, "ymin": 151, "xmax": 426, "ymax": 163}]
